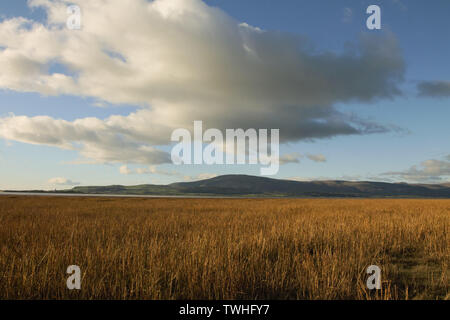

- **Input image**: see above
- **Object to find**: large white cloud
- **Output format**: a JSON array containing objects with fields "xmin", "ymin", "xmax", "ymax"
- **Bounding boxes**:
[{"xmin": 0, "ymin": 0, "xmax": 405, "ymax": 165}]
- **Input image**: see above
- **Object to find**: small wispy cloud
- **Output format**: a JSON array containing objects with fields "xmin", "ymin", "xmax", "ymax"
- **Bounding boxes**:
[
  {"xmin": 48, "ymin": 177, "xmax": 80, "ymax": 186},
  {"xmin": 119, "ymin": 165, "xmax": 132, "ymax": 175},
  {"xmin": 119, "ymin": 165, "xmax": 178, "ymax": 176},
  {"xmin": 306, "ymin": 154, "xmax": 327, "ymax": 163},
  {"xmin": 417, "ymin": 81, "xmax": 450, "ymax": 98},
  {"xmin": 119, "ymin": 165, "xmax": 218, "ymax": 182},
  {"xmin": 382, "ymin": 155, "xmax": 450, "ymax": 183},
  {"xmin": 279, "ymin": 153, "xmax": 302, "ymax": 165},
  {"xmin": 279, "ymin": 153, "xmax": 326, "ymax": 165}
]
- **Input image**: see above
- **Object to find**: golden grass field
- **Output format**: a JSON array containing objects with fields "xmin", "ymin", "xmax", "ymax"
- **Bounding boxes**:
[{"xmin": 0, "ymin": 196, "xmax": 448, "ymax": 300}]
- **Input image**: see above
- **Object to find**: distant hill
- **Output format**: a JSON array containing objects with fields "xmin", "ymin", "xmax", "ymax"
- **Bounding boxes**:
[{"xmin": 7, "ymin": 174, "xmax": 450, "ymax": 198}]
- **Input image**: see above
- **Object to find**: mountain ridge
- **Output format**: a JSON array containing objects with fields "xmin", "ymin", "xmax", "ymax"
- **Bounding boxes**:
[{"xmin": 4, "ymin": 174, "xmax": 450, "ymax": 198}]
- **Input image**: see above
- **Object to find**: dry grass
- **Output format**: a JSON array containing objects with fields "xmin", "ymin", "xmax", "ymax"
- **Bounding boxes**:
[{"xmin": 0, "ymin": 196, "xmax": 448, "ymax": 300}]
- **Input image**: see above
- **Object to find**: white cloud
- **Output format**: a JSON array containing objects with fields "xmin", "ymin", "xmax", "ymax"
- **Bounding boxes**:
[
  {"xmin": 382, "ymin": 156, "xmax": 450, "ymax": 183},
  {"xmin": 48, "ymin": 177, "xmax": 79, "ymax": 185},
  {"xmin": 279, "ymin": 153, "xmax": 326, "ymax": 165},
  {"xmin": 119, "ymin": 164, "xmax": 179, "ymax": 176},
  {"xmin": 279, "ymin": 152, "xmax": 302, "ymax": 165},
  {"xmin": 306, "ymin": 154, "xmax": 327, "ymax": 163},
  {"xmin": 119, "ymin": 165, "xmax": 131, "ymax": 175},
  {"xmin": 0, "ymin": 0, "xmax": 405, "ymax": 166},
  {"xmin": 0, "ymin": 114, "xmax": 171, "ymax": 164},
  {"xmin": 196, "ymin": 173, "xmax": 218, "ymax": 180}
]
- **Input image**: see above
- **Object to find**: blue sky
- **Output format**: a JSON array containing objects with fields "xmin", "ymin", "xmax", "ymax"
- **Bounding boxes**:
[{"xmin": 0, "ymin": 0, "xmax": 449, "ymax": 189}]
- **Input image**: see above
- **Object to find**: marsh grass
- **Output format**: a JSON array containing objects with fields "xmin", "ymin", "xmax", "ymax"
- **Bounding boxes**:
[{"xmin": 0, "ymin": 196, "xmax": 448, "ymax": 299}]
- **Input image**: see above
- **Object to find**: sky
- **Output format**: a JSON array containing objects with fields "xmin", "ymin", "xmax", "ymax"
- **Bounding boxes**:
[{"xmin": 0, "ymin": 0, "xmax": 449, "ymax": 190}]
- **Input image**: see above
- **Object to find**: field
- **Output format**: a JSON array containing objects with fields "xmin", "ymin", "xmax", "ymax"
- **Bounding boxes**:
[{"xmin": 0, "ymin": 196, "xmax": 448, "ymax": 300}]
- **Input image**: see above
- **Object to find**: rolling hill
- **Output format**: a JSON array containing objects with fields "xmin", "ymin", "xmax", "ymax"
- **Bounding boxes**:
[{"xmin": 12, "ymin": 174, "xmax": 449, "ymax": 198}]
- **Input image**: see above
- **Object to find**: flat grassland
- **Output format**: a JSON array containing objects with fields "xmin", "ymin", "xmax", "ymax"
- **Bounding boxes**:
[{"xmin": 0, "ymin": 196, "xmax": 448, "ymax": 300}]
